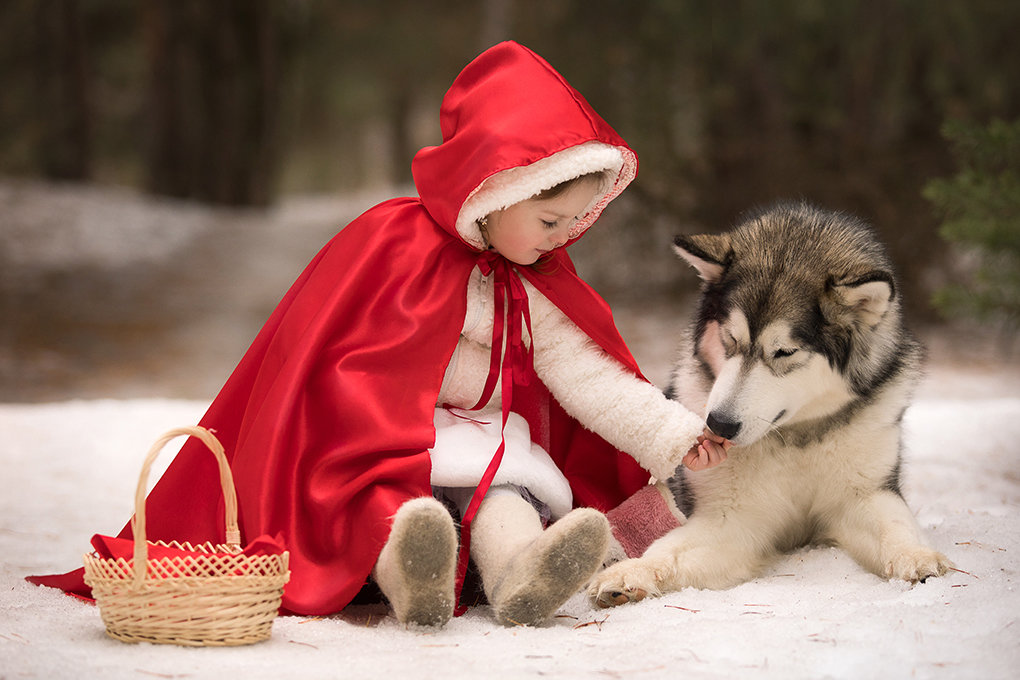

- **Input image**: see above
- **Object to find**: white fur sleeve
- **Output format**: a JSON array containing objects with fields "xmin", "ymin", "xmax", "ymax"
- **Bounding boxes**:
[{"xmin": 526, "ymin": 284, "xmax": 705, "ymax": 481}]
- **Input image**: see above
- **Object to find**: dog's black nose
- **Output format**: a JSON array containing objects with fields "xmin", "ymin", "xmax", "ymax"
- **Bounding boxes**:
[{"xmin": 706, "ymin": 412, "xmax": 741, "ymax": 440}]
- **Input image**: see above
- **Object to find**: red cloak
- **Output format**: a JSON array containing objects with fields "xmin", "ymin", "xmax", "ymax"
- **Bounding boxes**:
[{"xmin": 28, "ymin": 41, "xmax": 650, "ymax": 615}]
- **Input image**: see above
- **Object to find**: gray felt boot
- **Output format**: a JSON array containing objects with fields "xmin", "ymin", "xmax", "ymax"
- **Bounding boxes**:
[
  {"xmin": 472, "ymin": 494, "xmax": 611, "ymax": 627},
  {"xmin": 373, "ymin": 496, "xmax": 458, "ymax": 627}
]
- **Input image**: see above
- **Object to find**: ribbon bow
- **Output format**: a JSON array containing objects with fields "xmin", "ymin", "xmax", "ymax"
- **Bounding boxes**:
[{"xmin": 451, "ymin": 251, "xmax": 535, "ymax": 614}]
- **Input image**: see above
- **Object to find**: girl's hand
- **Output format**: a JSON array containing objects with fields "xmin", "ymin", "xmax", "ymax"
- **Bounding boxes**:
[{"xmin": 681, "ymin": 430, "xmax": 733, "ymax": 471}]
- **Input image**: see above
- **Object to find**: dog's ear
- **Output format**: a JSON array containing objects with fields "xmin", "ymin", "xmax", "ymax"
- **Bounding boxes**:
[
  {"xmin": 673, "ymin": 234, "xmax": 732, "ymax": 283},
  {"xmin": 827, "ymin": 272, "xmax": 895, "ymax": 328}
]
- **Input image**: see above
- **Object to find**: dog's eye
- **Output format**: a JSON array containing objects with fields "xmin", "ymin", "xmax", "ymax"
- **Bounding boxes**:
[{"xmin": 773, "ymin": 348, "xmax": 798, "ymax": 359}]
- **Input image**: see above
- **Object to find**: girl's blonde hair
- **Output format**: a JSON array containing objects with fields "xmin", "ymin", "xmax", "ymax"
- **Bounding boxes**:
[{"xmin": 534, "ymin": 171, "xmax": 608, "ymax": 201}]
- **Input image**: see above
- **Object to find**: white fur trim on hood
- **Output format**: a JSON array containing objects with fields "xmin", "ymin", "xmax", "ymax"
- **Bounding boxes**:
[{"xmin": 455, "ymin": 141, "xmax": 636, "ymax": 250}]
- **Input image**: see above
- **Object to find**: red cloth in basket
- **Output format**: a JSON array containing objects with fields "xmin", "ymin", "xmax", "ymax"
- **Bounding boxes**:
[{"xmin": 90, "ymin": 533, "xmax": 286, "ymax": 561}]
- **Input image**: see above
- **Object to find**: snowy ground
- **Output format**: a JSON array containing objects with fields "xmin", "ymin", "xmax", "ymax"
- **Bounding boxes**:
[
  {"xmin": 2, "ymin": 180, "xmax": 1019, "ymax": 678},
  {"xmin": 3, "ymin": 385, "xmax": 1019, "ymax": 679}
]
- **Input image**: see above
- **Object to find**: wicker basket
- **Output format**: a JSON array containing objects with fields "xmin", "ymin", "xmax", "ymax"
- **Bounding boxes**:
[{"xmin": 83, "ymin": 426, "xmax": 290, "ymax": 646}]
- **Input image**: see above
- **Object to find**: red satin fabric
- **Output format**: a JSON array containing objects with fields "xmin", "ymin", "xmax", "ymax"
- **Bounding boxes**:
[{"xmin": 28, "ymin": 41, "xmax": 650, "ymax": 615}]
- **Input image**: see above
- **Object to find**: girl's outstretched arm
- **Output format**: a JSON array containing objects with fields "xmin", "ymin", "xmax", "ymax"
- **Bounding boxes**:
[{"xmin": 528, "ymin": 284, "xmax": 706, "ymax": 482}]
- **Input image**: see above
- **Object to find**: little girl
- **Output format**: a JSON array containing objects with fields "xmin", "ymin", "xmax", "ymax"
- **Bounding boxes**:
[{"xmin": 29, "ymin": 41, "xmax": 728, "ymax": 627}]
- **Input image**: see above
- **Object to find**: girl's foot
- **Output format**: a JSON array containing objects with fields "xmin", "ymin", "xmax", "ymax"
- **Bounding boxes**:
[
  {"xmin": 374, "ymin": 497, "xmax": 457, "ymax": 627},
  {"xmin": 489, "ymin": 508, "xmax": 610, "ymax": 626}
]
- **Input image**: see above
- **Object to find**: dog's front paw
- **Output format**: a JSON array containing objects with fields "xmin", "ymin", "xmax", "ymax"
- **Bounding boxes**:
[
  {"xmin": 885, "ymin": 547, "xmax": 954, "ymax": 583},
  {"xmin": 588, "ymin": 558, "xmax": 660, "ymax": 609}
]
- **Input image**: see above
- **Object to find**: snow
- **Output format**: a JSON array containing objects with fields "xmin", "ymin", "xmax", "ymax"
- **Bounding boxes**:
[{"xmin": 2, "ymin": 385, "xmax": 1018, "ymax": 679}]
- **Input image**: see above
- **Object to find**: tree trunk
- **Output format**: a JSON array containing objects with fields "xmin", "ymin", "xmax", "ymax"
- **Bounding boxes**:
[
  {"xmin": 144, "ymin": 0, "xmax": 280, "ymax": 206},
  {"xmin": 33, "ymin": 0, "xmax": 91, "ymax": 180}
]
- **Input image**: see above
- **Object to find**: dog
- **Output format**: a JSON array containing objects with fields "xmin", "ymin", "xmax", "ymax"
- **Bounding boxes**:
[{"xmin": 590, "ymin": 201, "xmax": 953, "ymax": 608}]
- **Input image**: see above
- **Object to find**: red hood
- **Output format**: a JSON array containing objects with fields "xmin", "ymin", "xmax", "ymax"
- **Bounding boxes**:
[{"xmin": 413, "ymin": 41, "xmax": 637, "ymax": 249}]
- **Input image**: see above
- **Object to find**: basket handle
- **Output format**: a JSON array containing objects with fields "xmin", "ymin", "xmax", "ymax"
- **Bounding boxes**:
[{"xmin": 130, "ymin": 426, "xmax": 241, "ymax": 585}]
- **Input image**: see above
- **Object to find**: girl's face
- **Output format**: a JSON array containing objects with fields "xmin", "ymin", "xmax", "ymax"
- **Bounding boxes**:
[{"xmin": 483, "ymin": 178, "xmax": 599, "ymax": 265}]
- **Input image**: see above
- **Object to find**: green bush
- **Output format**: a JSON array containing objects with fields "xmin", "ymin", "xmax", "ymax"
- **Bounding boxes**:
[{"xmin": 923, "ymin": 118, "xmax": 1020, "ymax": 327}]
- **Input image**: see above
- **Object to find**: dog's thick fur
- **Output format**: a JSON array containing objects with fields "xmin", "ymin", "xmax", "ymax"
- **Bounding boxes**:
[{"xmin": 590, "ymin": 202, "xmax": 953, "ymax": 607}]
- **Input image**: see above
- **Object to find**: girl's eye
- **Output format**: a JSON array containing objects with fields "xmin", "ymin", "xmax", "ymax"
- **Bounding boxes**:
[{"xmin": 541, "ymin": 219, "xmax": 558, "ymax": 229}]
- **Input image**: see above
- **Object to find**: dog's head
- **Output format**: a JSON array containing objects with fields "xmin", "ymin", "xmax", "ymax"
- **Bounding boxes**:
[{"xmin": 673, "ymin": 202, "xmax": 907, "ymax": 446}]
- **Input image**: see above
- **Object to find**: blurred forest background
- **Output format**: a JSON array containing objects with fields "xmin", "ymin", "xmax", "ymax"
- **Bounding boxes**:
[{"xmin": 1, "ymin": 0, "xmax": 1018, "ymax": 400}]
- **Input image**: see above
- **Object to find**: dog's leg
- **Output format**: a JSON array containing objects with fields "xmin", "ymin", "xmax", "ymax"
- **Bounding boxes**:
[
  {"xmin": 826, "ymin": 490, "xmax": 954, "ymax": 583},
  {"xmin": 588, "ymin": 517, "xmax": 767, "ymax": 607}
]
